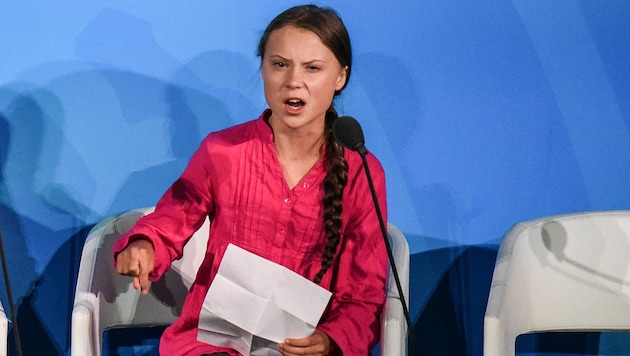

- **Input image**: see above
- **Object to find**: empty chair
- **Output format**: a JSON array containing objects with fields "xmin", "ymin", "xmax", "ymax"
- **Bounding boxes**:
[
  {"xmin": 484, "ymin": 210, "xmax": 630, "ymax": 356},
  {"xmin": 72, "ymin": 207, "xmax": 410, "ymax": 355}
]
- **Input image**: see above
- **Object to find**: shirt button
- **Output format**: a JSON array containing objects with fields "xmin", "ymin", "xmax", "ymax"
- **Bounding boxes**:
[
  {"xmin": 279, "ymin": 226, "xmax": 286, "ymax": 234},
  {"xmin": 284, "ymin": 197, "xmax": 292, "ymax": 204},
  {"xmin": 302, "ymin": 182, "xmax": 310, "ymax": 189}
]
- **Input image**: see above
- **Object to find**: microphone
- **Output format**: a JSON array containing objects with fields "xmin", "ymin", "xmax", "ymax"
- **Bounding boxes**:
[
  {"xmin": 333, "ymin": 116, "xmax": 420, "ymax": 356},
  {"xmin": 332, "ymin": 116, "xmax": 367, "ymax": 155}
]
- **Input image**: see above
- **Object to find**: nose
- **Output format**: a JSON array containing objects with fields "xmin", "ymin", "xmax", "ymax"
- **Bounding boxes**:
[{"xmin": 285, "ymin": 67, "xmax": 304, "ymax": 89}]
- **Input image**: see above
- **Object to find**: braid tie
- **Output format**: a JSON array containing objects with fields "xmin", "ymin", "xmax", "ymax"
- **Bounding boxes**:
[{"xmin": 314, "ymin": 108, "xmax": 348, "ymax": 284}]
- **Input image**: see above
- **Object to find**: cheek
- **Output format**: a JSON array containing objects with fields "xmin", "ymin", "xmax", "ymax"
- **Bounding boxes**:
[
  {"xmin": 313, "ymin": 83, "xmax": 337, "ymax": 106},
  {"xmin": 265, "ymin": 73, "xmax": 287, "ymax": 91},
  {"xmin": 261, "ymin": 78, "xmax": 276, "ymax": 105},
  {"xmin": 262, "ymin": 74, "xmax": 281, "ymax": 97},
  {"xmin": 263, "ymin": 86, "xmax": 278, "ymax": 108}
]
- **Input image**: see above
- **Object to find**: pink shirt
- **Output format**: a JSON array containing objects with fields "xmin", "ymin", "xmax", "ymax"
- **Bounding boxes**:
[{"xmin": 113, "ymin": 110, "xmax": 388, "ymax": 355}]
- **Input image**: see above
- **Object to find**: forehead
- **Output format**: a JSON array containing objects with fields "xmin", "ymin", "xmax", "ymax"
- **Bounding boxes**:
[{"xmin": 265, "ymin": 25, "xmax": 335, "ymax": 60}]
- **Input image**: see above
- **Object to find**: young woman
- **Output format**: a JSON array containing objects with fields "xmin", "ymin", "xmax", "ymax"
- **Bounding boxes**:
[{"xmin": 114, "ymin": 5, "xmax": 388, "ymax": 355}]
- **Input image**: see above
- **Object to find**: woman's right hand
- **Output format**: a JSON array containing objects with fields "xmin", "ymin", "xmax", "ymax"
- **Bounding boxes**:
[{"xmin": 115, "ymin": 238, "xmax": 155, "ymax": 294}]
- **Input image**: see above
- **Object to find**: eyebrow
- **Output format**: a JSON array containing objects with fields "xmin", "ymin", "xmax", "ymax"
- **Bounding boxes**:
[{"xmin": 266, "ymin": 54, "xmax": 327, "ymax": 65}]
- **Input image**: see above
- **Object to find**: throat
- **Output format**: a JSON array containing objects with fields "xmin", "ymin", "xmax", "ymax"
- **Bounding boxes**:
[
  {"xmin": 274, "ymin": 132, "xmax": 325, "ymax": 189},
  {"xmin": 278, "ymin": 151, "xmax": 322, "ymax": 190}
]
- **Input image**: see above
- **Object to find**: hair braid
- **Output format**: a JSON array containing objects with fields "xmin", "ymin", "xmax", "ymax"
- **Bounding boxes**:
[{"xmin": 313, "ymin": 107, "xmax": 348, "ymax": 284}]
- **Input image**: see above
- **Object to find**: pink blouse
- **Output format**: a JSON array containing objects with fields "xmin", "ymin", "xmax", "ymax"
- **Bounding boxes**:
[{"xmin": 113, "ymin": 110, "xmax": 388, "ymax": 355}]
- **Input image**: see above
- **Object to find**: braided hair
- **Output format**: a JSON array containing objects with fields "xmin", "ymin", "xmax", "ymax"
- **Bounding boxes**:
[
  {"xmin": 313, "ymin": 106, "xmax": 348, "ymax": 284},
  {"xmin": 257, "ymin": 5, "xmax": 352, "ymax": 284}
]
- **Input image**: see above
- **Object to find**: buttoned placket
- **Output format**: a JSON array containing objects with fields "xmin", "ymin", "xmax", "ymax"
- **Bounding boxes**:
[{"xmin": 273, "ymin": 179, "xmax": 313, "ymax": 247}]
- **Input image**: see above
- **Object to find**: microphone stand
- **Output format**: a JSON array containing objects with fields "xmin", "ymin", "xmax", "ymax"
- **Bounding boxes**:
[
  {"xmin": 355, "ymin": 147, "xmax": 421, "ymax": 356},
  {"xmin": 0, "ymin": 224, "xmax": 23, "ymax": 356}
]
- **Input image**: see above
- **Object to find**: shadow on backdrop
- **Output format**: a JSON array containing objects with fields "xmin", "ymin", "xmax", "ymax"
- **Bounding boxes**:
[
  {"xmin": 0, "ymin": 98, "xmax": 43, "ymax": 309},
  {"xmin": 0, "ymin": 113, "xmax": 38, "ymax": 355},
  {"xmin": 1, "ymin": 96, "xmax": 58, "ymax": 355},
  {"xmin": 107, "ymin": 48, "xmax": 261, "ymax": 214},
  {"xmin": 2, "ymin": 22, "xmax": 263, "ymax": 353},
  {"xmin": 9, "ymin": 226, "xmax": 93, "ymax": 356},
  {"xmin": 101, "ymin": 69, "xmax": 230, "ymax": 214},
  {"xmin": 1, "ymin": 90, "xmax": 95, "ymax": 355},
  {"xmin": 358, "ymin": 52, "xmax": 423, "ymax": 147},
  {"xmin": 409, "ymin": 244, "xmax": 497, "ymax": 356}
]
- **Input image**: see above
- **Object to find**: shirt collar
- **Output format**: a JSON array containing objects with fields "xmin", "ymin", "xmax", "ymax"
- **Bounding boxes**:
[{"xmin": 256, "ymin": 109, "xmax": 274, "ymax": 143}]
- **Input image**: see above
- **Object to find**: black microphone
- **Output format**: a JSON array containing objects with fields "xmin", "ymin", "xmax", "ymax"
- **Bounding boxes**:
[
  {"xmin": 332, "ymin": 116, "xmax": 368, "ymax": 155},
  {"xmin": 333, "ymin": 116, "xmax": 420, "ymax": 356}
]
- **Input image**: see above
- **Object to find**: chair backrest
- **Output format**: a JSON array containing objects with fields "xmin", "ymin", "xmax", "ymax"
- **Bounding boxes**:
[
  {"xmin": 72, "ymin": 207, "xmax": 210, "ymax": 356},
  {"xmin": 73, "ymin": 208, "xmax": 410, "ymax": 356},
  {"xmin": 484, "ymin": 210, "xmax": 630, "ymax": 356}
]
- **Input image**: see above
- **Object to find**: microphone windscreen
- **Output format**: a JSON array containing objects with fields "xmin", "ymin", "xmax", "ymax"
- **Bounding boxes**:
[{"xmin": 333, "ymin": 116, "xmax": 365, "ymax": 152}]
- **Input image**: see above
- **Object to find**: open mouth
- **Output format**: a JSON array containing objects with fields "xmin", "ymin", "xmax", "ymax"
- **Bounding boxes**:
[{"xmin": 286, "ymin": 98, "xmax": 304, "ymax": 109}]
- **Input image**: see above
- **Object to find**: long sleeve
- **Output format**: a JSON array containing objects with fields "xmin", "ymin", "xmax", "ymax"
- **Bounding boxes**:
[{"xmin": 112, "ymin": 133, "xmax": 217, "ymax": 280}]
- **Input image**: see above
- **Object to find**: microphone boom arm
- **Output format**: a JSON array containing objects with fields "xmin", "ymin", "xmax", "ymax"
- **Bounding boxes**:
[{"xmin": 357, "ymin": 150, "xmax": 420, "ymax": 356}]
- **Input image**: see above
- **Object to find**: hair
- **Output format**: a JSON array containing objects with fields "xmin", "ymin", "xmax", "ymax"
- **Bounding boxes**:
[{"xmin": 257, "ymin": 5, "xmax": 351, "ymax": 284}]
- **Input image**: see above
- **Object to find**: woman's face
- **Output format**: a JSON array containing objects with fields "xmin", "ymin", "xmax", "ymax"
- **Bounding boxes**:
[{"xmin": 262, "ymin": 25, "xmax": 347, "ymax": 134}]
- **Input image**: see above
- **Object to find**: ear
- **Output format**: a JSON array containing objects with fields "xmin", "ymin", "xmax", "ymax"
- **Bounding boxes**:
[{"xmin": 335, "ymin": 65, "xmax": 348, "ymax": 91}]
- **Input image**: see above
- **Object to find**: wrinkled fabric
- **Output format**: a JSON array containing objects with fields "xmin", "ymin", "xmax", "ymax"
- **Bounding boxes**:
[{"xmin": 113, "ymin": 110, "xmax": 388, "ymax": 355}]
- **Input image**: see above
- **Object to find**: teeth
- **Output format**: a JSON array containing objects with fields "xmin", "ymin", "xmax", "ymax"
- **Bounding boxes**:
[{"xmin": 288, "ymin": 99, "xmax": 301, "ymax": 103}]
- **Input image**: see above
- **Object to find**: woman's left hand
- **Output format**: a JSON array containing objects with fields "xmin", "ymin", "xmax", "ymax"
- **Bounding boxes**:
[{"xmin": 278, "ymin": 329, "xmax": 332, "ymax": 356}]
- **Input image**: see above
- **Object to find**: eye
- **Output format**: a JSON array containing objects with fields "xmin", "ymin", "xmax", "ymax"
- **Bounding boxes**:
[
  {"xmin": 273, "ymin": 61, "xmax": 287, "ymax": 68},
  {"xmin": 307, "ymin": 65, "xmax": 320, "ymax": 71}
]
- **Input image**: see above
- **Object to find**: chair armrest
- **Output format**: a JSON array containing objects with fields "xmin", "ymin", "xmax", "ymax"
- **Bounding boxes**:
[
  {"xmin": 70, "ymin": 303, "xmax": 100, "ymax": 356},
  {"xmin": 72, "ymin": 300, "xmax": 97, "ymax": 356},
  {"xmin": 380, "ymin": 295, "xmax": 407, "ymax": 356}
]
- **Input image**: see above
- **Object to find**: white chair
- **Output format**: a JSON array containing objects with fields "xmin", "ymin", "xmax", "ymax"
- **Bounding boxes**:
[
  {"xmin": 0, "ymin": 300, "xmax": 7, "ymax": 356},
  {"xmin": 72, "ymin": 207, "xmax": 410, "ymax": 355},
  {"xmin": 484, "ymin": 210, "xmax": 630, "ymax": 356},
  {"xmin": 380, "ymin": 223, "xmax": 410, "ymax": 356},
  {"xmin": 71, "ymin": 207, "xmax": 208, "ymax": 356}
]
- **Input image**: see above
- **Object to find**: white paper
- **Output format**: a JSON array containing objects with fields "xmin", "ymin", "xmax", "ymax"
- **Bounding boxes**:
[{"xmin": 197, "ymin": 243, "xmax": 332, "ymax": 356}]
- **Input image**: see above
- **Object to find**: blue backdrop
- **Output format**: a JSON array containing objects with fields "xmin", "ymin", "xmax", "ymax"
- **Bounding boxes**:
[{"xmin": 1, "ymin": 1, "xmax": 630, "ymax": 355}]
